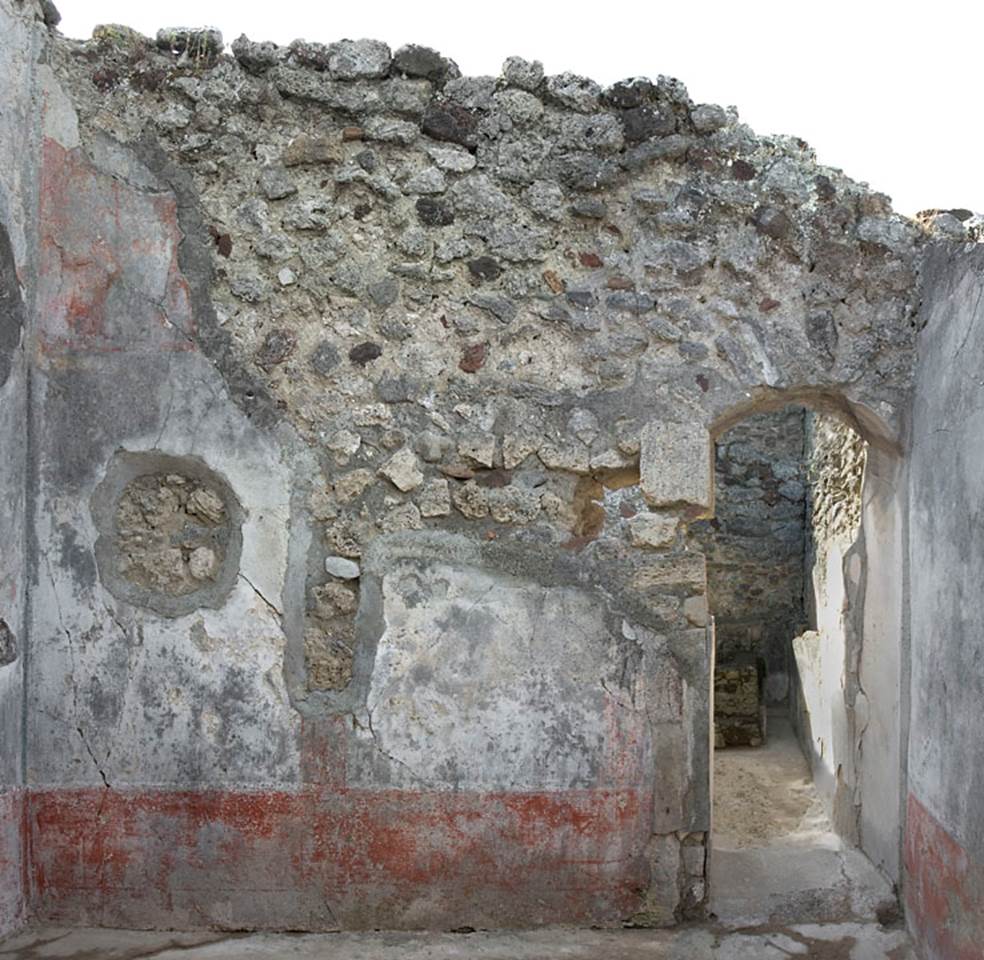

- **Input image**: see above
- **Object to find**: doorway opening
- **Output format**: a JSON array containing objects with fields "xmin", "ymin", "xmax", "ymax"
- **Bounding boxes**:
[{"xmin": 695, "ymin": 406, "xmax": 898, "ymax": 925}]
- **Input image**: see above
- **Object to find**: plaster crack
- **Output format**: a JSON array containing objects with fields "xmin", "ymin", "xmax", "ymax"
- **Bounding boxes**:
[
  {"xmin": 102, "ymin": 600, "xmax": 130, "ymax": 642},
  {"xmin": 950, "ymin": 283, "xmax": 984, "ymax": 363},
  {"xmin": 102, "ymin": 934, "xmax": 247, "ymax": 959},
  {"xmin": 364, "ymin": 707, "xmax": 430, "ymax": 786},
  {"xmin": 103, "ymin": 601, "xmax": 138, "ymax": 743},
  {"xmin": 601, "ymin": 678, "xmax": 637, "ymax": 712},
  {"xmin": 76, "ymin": 724, "xmax": 111, "ymax": 789},
  {"xmin": 153, "ymin": 352, "xmax": 176, "ymax": 448},
  {"xmin": 238, "ymin": 572, "xmax": 282, "ymax": 619}
]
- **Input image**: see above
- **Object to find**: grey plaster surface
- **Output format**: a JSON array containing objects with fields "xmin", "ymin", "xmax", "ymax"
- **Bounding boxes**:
[
  {"xmin": 0, "ymin": 924, "xmax": 913, "ymax": 959},
  {"xmin": 908, "ymin": 242, "xmax": 984, "ymax": 861}
]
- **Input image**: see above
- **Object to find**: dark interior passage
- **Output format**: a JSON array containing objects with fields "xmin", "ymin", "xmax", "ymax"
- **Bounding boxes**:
[
  {"xmin": 691, "ymin": 407, "xmax": 810, "ymax": 749},
  {"xmin": 700, "ymin": 407, "xmax": 887, "ymax": 923}
]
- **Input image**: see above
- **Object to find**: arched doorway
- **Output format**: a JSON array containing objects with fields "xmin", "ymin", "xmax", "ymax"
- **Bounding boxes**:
[{"xmin": 698, "ymin": 399, "xmax": 906, "ymax": 924}]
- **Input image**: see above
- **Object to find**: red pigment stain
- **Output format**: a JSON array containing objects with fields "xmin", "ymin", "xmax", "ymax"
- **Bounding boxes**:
[
  {"xmin": 29, "ymin": 785, "xmax": 651, "ymax": 930},
  {"xmin": 904, "ymin": 792, "xmax": 984, "ymax": 960},
  {"xmin": 0, "ymin": 790, "xmax": 27, "ymax": 933},
  {"xmin": 38, "ymin": 138, "xmax": 196, "ymax": 356}
]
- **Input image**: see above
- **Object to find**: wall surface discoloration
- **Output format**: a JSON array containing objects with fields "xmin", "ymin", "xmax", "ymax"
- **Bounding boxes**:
[
  {"xmin": 0, "ymin": 223, "xmax": 24, "ymax": 391},
  {"xmin": 0, "ymin": 0, "xmax": 49, "ymax": 939},
  {"xmin": 906, "ymin": 244, "xmax": 984, "ymax": 957}
]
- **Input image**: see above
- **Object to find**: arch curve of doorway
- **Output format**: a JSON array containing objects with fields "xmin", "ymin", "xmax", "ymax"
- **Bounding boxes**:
[{"xmin": 694, "ymin": 386, "xmax": 906, "ymax": 923}]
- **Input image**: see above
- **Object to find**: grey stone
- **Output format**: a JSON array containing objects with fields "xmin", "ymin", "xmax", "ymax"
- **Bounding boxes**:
[
  {"xmin": 422, "ymin": 101, "xmax": 479, "ymax": 148},
  {"xmin": 571, "ymin": 197, "xmax": 607, "ymax": 218},
  {"xmin": 524, "ymin": 180, "xmax": 566, "ymax": 221},
  {"xmin": 404, "ymin": 167, "xmax": 447, "ymax": 194},
  {"xmin": 39, "ymin": 0, "xmax": 61, "ymax": 27},
  {"xmin": 416, "ymin": 431, "xmax": 451, "ymax": 462},
  {"xmin": 857, "ymin": 215, "xmax": 918, "ymax": 253},
  {"xmin": 258, "ymin": 164, "xmax": 296, "ymax": 201},
  {"xmin": 753, "ymin": 205, "xmax": 794, "ymax": 240},
  {"xmin": 469, "ymin": 293, "xmax": 516, "ymax": 323},
  {"xmin": 444, "ymin": 76, "xmax": 497, "ymax": 111},
  {"xmin": 0, "ymin": 222, "xmax": 25, "ymax": 390},
  {"xmin": 622, "ymin": 134, "xmax": 692, "ymax": 169},
  {"xmin": 502, "ymin": 56, "xmax": 544, "ymax": 91},
  {"xmin": 255, "ymin": 328, "xmax": 296, "ymax": 368},
  {"xmin": 492, "ymin": 89, "xmax": 544, "ymax": 126},
  {"xmin": 308, "ymin": 340, "xmax": 341, "ymax": 377},
  {"xmin": 607, "ymin": 291, "xmax": 655, "ymax": 313},
  {"xmin": 363, "ymin": 116, "xmax": 419, "ymax": 144},
  {"xmin": 604, "ymin": 77, "xmax": 657, "ymax": 109},
  {"xmin": 416, "ymin": 197, "xmax": 455, "ymax": 227},
  {"xmin": 555, "ymin": 113, "xmax": 624, "ymax": 153},
  {"xmin": 423, "ymin": 142, "xmax": 477, "ymax": 172},
  {"xmin": 231, "ymin": 34, "xmax": 281, "ymax": 74},
  {"xmin": 691, "ymin": 103, "xmax": 728, "ymax": 133},
  {"xmin": 544, "ymin": 72, "xmax": 602, "ymax": 112},
  {"xmin": 288, "ymin": 39, "xmax": 332, "ymax": 69},
  {"xmin": 468, "ymin": 257, "xmax": 502, "ymax": 282},
  {"xmin": 327, "ymin": 39, "xmax": 392, "ymax": 80},
  {"xmin": 554, "ymin": 152, "xmax": 620, "ymax": 191},
  {"xmin": 620, "ymin": 106, "xmax": 675, "ymax": 143},
  {"xmin": 367, "ymin": 278, "xmax": 400, "ymax": 308},
  {"xmin": 325, "ymin": 556, "xmax": 361, "ymax": 579},
  {"xmin": 376, "ymin": 376, "xmax": 416, "ymax": 403},
  {"xmin": 355, "ymin": 150, "xmax": 377, "ymax": 172},
  {"xmin": 806, "ymin": 310, "xmax": 838, "ymax": 366},
  {"xmin": 392, "ymin": 44, "xmax": 459, "ymax": 85},
  {"xmin": 348, "ymin": 341, "xmax": 383, "ymax": 365}
]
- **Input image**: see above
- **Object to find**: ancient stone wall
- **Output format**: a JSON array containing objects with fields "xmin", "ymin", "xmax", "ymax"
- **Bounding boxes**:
[
  {"xmin": 804, "ymin": 412, "xmax": 866, "ymax": 621},
  {"xmin": 788, "ymin": 412, "xmax": 869, "ymax": 846},
  {"xmin": 0, "ymin": 6, "xmax": 933, "ymax": 933}
]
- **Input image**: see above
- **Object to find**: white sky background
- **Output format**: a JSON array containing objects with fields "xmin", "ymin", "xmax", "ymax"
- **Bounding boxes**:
[{"xmin": 57, "ymin": 0, "xmax": 983, "ymax": 217}]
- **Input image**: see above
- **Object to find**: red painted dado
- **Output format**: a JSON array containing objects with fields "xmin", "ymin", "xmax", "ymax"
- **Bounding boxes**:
[
  {"xmin": 0, "ymin": 789, "xmax": 27, "ymax": 937},
  {"xmin": 30, "ymin": 785, "xmax": 651, "ymax": 931},
  {"xmin": 905, "ymin": 792, "xmax": 984, "ymax": 960}
]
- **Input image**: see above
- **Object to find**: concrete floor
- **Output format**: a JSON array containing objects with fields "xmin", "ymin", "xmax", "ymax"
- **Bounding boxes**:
[
  {"xmin": 710, "ymin": 714, "xmax": 899, "ymax": 927},
  {"xmin": 0, "ymin": 923, "xmax": 913, "ymax": 959},
  {"xmin": 0, "ymin": 717, "xmax": 913, "ymax": 958}
]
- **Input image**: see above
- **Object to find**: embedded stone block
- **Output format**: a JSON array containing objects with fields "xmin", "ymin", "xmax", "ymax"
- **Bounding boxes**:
[{"xmin": 640, "ymin": 421, "xmax": 713, "ymax": 515}]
